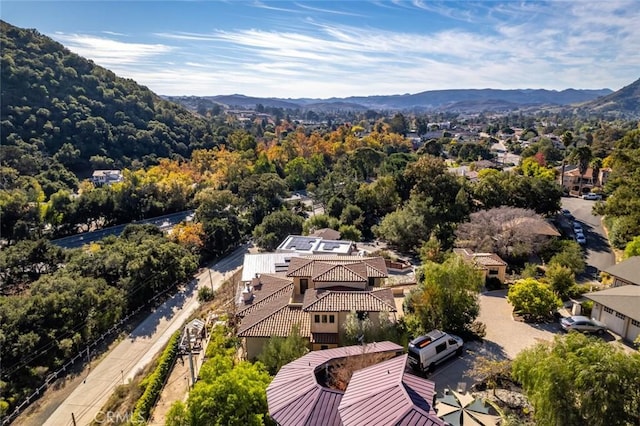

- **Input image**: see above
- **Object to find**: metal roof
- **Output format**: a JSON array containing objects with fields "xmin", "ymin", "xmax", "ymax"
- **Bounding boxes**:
[
  {"xmin": 603, "ymin": 256, "xmax": 640, "ymax": 286},
  {"xmin": 267, "ymin": 342, "xmax": 404, "ymax": 426},
  {"xmin": 338, "ymin": 355, "xmax": 443, "ymax": 426},
  {"xmin": 585, "ymin": 285, "xmax": 640, "ymax": 320},
  {"xmin": 241, "ymin": 253, "xmax": 292, "ymax": 282}
]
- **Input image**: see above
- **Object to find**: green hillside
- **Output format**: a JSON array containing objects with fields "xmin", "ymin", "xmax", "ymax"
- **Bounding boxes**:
[
  {"xmin": 582, "ymin": 77, "xmax": 640, "ymax": 117},
  {"xmin": 0, "ymin": 20, "xmax": 216, "ymax": 192}
]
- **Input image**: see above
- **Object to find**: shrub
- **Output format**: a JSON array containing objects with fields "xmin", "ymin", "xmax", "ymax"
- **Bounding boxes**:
[
  {"xmin": 131, "ymin": 330, "xmax": 181, "ymax": 424},
  {"xmin": 507, "ymin": 278, "xmax": 562, "ymax": 321},
  {"xmin": 197, "ymin": 286, "xmax": 215, "ymax": 302},
  {"xmin": 581, "ymin": 300, "xmax": 594, "ymax": 317}
]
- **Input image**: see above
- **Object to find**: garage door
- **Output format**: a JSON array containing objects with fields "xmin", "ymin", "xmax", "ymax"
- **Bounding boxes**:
[
  {"xmin": 601, "ymin": 307, "xmax": 625, "ymax": 335},
  {"xmin": 627, "ymin": 319, "xmax": 640, "ymax": 342}
]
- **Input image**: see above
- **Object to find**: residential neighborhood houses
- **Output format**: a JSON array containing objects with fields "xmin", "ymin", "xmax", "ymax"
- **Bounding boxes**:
[{"xmin": 586, "ymin": 256, "xmax": 640, "ymax": 342}]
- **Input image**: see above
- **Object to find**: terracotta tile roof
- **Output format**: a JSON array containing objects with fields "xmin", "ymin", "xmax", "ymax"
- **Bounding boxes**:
[
  {"xmin": 311, "ymin": 228, "xmax": 342, "ymax": 240},
  {"xmin": 339, "ymin": 355, "xmax": 442, "ymax": 426},
  {"xmin": 312, "ymin": 263, "xmax": 368, "ymax": 282},
  {"xmin": 303, "ymin": 288, "xmax": 397, "ymax": 312},
  {"xmin": 473, "ymin": 253, "xmax": 507, "ymax": 267},
  {"xmin": 287, "ymin": 256, "xmax": 388, "ymax": 279},
  {"xmin": 287, "ymin": 257, "xmax": 316, "ymax": 277},
  {"xmin": 267, "ymin": 342, "xmax": 404, "ymax": 426},
  {"xmin": 237, "ymin": 281, "xmax": 293, "ymax": 318},
  {"xmin": 454, "ymin": 248, "xmax": 507, "ymax": 267},
  {"xmin": 238, "ymin": 305, "xmax": 311, "ymax": 338}
]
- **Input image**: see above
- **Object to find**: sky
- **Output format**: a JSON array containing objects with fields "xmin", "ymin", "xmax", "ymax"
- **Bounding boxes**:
[{"xmin": 2, "ymin": 1, "xmax": 639, "ymax": 98}]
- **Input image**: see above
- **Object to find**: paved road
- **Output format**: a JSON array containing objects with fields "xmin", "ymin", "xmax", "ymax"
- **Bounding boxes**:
[
  {"xmin": 561, "ymin": 196, "xmax": 615, "ymax": 277},
  {"xmin": 43, "ymin": 244, "xmax": 248, "ymax": 426},
  {"xmin": 51, "ymin": 210, "xmax": 194, "ymax": 249}
]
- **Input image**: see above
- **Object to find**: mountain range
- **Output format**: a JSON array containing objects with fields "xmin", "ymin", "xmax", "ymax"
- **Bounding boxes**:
[{"xmin": 165, "ymin": 85, "xmax": 633, "ymax": 115}]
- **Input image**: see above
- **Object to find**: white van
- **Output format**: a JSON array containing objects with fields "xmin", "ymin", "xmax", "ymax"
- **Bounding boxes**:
[{"xmin": 407, "ymin": 330, "xmax": 463, "ymax": 373}]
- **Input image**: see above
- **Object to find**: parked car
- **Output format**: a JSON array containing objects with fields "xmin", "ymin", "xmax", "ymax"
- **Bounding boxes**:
[
  {"xmin": 582, "ymin": 193, "xmax": 602, "ymax": 200},
  {"xmin": 560, "ymin": 315, "xmax": 607, "ymax": 334},
  {"xmin": 575, "ymin": 233, "xmax": 586, "ymax": 245},
  {"xmin": 573, "ymin": 222, "xmax": 583, "ymax": 234},
  {"xmin": 561, "ymin": 209, "xmax": 573, "ymax": 219}
]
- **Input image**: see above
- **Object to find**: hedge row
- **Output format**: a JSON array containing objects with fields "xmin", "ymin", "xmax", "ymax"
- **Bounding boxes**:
[{"xmin": 130, "ymin": 330, "xmax": 181, "ymax": 424}]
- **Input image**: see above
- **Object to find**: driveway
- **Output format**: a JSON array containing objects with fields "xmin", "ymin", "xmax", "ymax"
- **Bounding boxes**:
[{"xmin": 428, "ymin": 290, "xmax": 559, "ymax": 392}]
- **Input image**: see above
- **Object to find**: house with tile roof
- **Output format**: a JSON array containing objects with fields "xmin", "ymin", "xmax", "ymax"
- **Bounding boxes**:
[
  {"xmin": 237, "ymin": 255, "xmax": 396, "ymax": 359},
  {"xmin": 560, "ymin": 166, "xmax": 611, "ymax": 196},
  {"xmin": 453, "ymin": 248, "xmax": 508, "ymax": 283},
  {"xmin": 585, "ymin": 256, "xmax": 640, "ymax": 342},
  {"xmin": 267, "ymin": 342, "xmax": 443, "ymax": 426}
]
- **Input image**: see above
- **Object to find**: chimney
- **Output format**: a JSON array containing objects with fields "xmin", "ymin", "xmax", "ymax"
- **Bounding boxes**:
[{"xmin": 242, "ymin": 282, "xmax": 253, "ymax": 303}]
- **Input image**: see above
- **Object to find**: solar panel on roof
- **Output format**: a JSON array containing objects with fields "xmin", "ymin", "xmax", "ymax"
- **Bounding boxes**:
[
  {"xmin": 322, "ymin": 242, "xmax": 341, "ymax": 250},
  {"xmin": 287, "ymin": 236, "xmax": 314, "ymax": 250}
]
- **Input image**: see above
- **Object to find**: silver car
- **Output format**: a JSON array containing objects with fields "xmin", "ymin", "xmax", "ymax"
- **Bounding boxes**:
[{"xmin": 560, "ymin": 315, "xmax": 607, "ymax": 334}]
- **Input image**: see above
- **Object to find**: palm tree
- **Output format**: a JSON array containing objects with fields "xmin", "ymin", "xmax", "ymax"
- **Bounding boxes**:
[
  {"xmin": 570, "ymin": 146, "xmax": 593, "ymax": 195},
  {"xmin": 560, "ymin": 131, "xmax": 574, "ymax": 190},
  {"xmin": 590, "ymin": 157, "xmax": 603, "ymax": 188}
]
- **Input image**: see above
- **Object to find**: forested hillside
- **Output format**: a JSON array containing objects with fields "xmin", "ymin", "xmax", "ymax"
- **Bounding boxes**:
[{"xmin": 0, "ymin": 20, "xmax": 216, "ymax": 188}]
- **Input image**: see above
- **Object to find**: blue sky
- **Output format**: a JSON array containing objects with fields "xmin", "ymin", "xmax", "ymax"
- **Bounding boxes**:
[{"xmin": 3, "ymin": 1, "xmax": 639, "ymax": 98}]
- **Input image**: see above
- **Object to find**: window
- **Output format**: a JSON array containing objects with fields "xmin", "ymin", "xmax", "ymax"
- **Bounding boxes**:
[
  {"xmin": 300, "ymin": 278, "xmax": 309, "ymax": 294},
  {"xmin": 604, "ymin": 307, "xmax": 614, "ymax": 314},
  {"xmin": 632, "ymin": 319, "xmax": 640, "ymax": 327},
  {"xmin": 357, "ymin": 311, "xmax": 368, "ymax": 321},
  {"xmin": 448, "ymin": 339, "xmax": 457, "ymax": 345},
  {"xmin": 368, "ymin": 277, "xmax": 375, "ymax": 287},
  {"xmin": 488, "ymin": 268, "xmax": 499, "ymax": 275},
  {"xmin": 329, "ymin": 315, "xmax": 335, "ymax": 323},
  {"xmin": 435, "ymin": 343, "xmax": 447, "ymax": 354},
  {"xmin": 314, "ymin": 315, "xmax": 320, "ymax": 323},
  {"xmin": 616, "ymin": 312, "xmax": 625, "ymax": 320},
  {"xmin": 322, "ymin": 314, "xmax": 328, "ymax": 323},
  {"xmin": 321, "ymin": 345, "xmax": 329, "ymax": 350}
]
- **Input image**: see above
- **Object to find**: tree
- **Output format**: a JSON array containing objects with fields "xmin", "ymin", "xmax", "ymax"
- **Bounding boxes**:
[
  {"xmin": 455, "ymin": 207, "xmax": 550, "ymax": 260},
  {"xmin": 569, "ymin": 145, "xmax": 593, "ymax": 195},
  {"xmin": 507, "ymin": 278, "xmax": 561, "ymax": 321},
  {"xmin": 253, "ymin": 210, "xmax": 303, "ymax": 251},
  {"xmin": 623, "ymin": 235, "xmax": 640, "ymax": 258},
  {"xmin": 183, "ymin": 361, "xmax": 271, "ymax": 426},
  {"xmin": 338, "ymin": 224, "xmax": 361, "ymax": 242},
  {"xmin": 544, "ymin": 263, "xmax": 575, "ymax": 299},
  {"xmin": 512, "ymin": 333, "xmax": 640, "ymax": 426},
  {"xmin": 257, "ymin": 324, "xmax": 309, "ymax": 375},
  {"xmin": 342, "ymin": 310, "xmax": 397, "ymax": 345},
  {"xmin": 405, "ymin": 256, "xmax": 483, "ymax": 337},
  {"xmin": 548, "ymin": 240, "xmax": 586, "ymax": 275}
]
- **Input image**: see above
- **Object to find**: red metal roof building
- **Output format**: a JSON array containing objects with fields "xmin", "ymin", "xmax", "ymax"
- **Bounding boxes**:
[{"xmin": 267, "ymin": 342, "xmax": 443, "ymax": 426}]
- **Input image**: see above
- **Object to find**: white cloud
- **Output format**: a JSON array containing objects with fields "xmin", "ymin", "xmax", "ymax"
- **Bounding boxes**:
[
  {"xmin": 52, "ymin": 1, "xmax": 640, "ymax": 97},
  {"xmin": 52, "ymin": 33, "xmax": 173, "ymax": 65}
]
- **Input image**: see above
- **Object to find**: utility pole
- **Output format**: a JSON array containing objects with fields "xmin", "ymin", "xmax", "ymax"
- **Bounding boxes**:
[
  {"xmin": 71, "ymin": 412, "xmax": 77, "ymax": 426},
  {"xmin": 186, "ymin": 328, "xmax": 196, "ymax": 386},
  {"xmin": 208, "ymin": 268, "xmax": 214, "ymax": 292}
]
